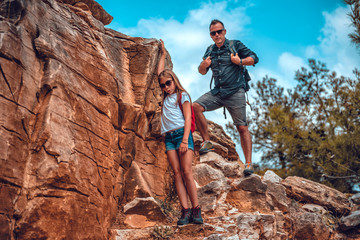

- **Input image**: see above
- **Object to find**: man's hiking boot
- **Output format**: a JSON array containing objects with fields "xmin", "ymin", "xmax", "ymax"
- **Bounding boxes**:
[
  {"xmin": 191, "ymin": 206, "xmax": 203, "ymax": 224},
  {"xmin": 199, "ymin": 140, "xmax": 214, "ymax": 155},
  {"xmin": 177, "ymin": 208, "xmax": 192, "ymax": 225},
  {"xmin": 243, "ymin": 162, "xmax": 254, "ymax": 177}
]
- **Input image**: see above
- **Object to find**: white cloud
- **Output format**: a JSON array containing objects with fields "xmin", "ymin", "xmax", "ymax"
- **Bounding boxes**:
[
  {"xmin": 262, "ymin": 6, "xmax": 360, "ymax": 92},
  {"xmin": 278, "ymin": 52, "xmax": 305, "ymax": 85},
  {"xmin": 116, "ymin": 1, "xmax": 251, "ymax": 92},
  {"xmin": 319, "ymin": 7, "xmax": 352, "ymax": 54},
  {"xmin": 307, "ymin": 6, "xmax": 360, "ymax": 77},
  {"xmin": 251, "ymin": 67, "xmax": 293, "ymax": 90},
  {"xmin": 305, "ymin": 45, "xmax": 320, "ymax": 59}
]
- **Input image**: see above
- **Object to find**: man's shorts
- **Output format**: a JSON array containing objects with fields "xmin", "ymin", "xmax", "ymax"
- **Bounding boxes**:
[
  {"xmin": 194, "ymin": 88, "xmax": 247, "ymax": 126},
  {"xmin": 165, "ymin": 127, "xmax": 194, "ymax": 152}
]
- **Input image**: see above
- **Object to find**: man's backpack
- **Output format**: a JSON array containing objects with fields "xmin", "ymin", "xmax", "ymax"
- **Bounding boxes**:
[
  {"xmin": 178, "ymin": 93, "xmax": 196, "ymax": 133},
  {"xmin": 206, "ymin": 40, "xmax": 251, "ymax": 92}
]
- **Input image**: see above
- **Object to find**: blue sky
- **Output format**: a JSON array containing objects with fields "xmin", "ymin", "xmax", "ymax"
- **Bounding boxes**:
[{"xmin": 96, "ymin": 0, "xmax": 360, "ymax": 164}]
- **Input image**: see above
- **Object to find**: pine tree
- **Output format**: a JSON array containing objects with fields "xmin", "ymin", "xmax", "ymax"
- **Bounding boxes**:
[
  {"xmin": 226, "ymin": 60, "xmax": 360, "ymax": 193},
  {"xmin": 345, "ymin": 0, "xmax": 360, "ymax": 47}
]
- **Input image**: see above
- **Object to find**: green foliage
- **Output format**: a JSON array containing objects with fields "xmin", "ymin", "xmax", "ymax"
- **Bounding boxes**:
[
  {"xmin": 226, "ymin": 60, "xmax": 360, "ymax": 192},
  {"xmin": 154, "ymin": 196, "xmax": 178, "ymax": 222},
  {"xmin": 155, "ymin": 179, "xmax": 179, "ymax": 222},
  {"xmin": 344, "ymin": 0, "xmax": 360, "ymax": 48},
  {"xmin": 151, "ymin": 226, "xmax": 174, "ymax": 240}
]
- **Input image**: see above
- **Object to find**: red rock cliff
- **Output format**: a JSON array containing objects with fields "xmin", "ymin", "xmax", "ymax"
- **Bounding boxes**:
[{"xmin": 0, "ymin": 0, "xmax": 177, "ymax": 238}]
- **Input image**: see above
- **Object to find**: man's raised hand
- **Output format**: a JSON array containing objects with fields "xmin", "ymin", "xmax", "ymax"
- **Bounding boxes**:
[
  {"xmin": 202, "ymin": 56, "xmax": 212, "ymax": 68},
  {"xmin": 230, "ymin": 53, "xmax": 241, "ymax": 65}
]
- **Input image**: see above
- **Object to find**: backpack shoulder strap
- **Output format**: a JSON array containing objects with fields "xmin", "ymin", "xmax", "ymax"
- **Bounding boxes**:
[
  {"xmin": 178, "ymin": 92, "xmax": 183, "ymax": 112},
  {"xmin": 229, "ymin": 40, "xmax": 248, "ymax": 75},
  {"xmin": 204, "ymin": 44, "xmax": 215, "ymax": 59},
  {"xmin": 229, "ymin": 40, "xmax": 237, "ymax": 55},
  {"xmin": 206, "ymin": 44, "xmax": 215, "ymax": 89},
  {"xmin": 208, "ymin": 44, "xmax": 215, "ymax": 54}
]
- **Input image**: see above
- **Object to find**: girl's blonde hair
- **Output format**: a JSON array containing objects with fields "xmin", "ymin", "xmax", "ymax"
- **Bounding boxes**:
[{"xmin": 158, "ymin": 69, "xmax": 192, "ymax": 108}]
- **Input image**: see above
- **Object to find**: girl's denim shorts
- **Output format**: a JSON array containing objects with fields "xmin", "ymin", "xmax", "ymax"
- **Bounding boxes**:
[{"xmin": 165, "ymin": 127, "xmax": 194, "ymax": 152}]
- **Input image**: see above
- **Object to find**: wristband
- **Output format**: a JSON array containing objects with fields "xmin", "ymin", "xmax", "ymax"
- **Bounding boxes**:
[
  {"xmin": 240, "ymin": 59, "xmax": 243, "ymax": 65},
  {"xmin": 182, "ymin": 141, "xmax": 188, "ymax": 145}
]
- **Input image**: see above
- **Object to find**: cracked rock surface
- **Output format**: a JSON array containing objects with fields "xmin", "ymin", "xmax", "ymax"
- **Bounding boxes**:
[{"xmin": 0, "ymin": 0, "xmax": 170, "ymax": 239}]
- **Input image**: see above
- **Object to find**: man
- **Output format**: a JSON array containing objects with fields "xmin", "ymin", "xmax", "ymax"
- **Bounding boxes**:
[{"xmin": 193, "ymin": 19, "xmax": 259, "ymax": 176}]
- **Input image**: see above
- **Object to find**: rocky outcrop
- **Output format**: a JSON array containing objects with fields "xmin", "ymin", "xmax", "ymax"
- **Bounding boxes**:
[
  {"xmin": 282, "ymin": 176, "xmax": 351, "ymax": 216},
  {"xmin": 1, "ymin": 0, "xmax": 359, "ymax": 240},
  {"xmin": 60, "ymin": 0, "xmax": 113, "ymax": 25},
  {"xmin": 111, "ymin": 168, "xmax": 357, "ymax": 240},
  {"xmin": 0, "ymin": 0, "xmax": 172, "ymax": 239}
]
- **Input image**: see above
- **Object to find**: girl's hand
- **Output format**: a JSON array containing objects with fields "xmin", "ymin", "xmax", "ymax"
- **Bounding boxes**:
[
  {"xmin": 179, "ymin": 141, "xmax": 188, "ymax": 154},
  {"xmin": 157, "ymin": 39, "xmax": 166, "ymax": 75},
  {"xmin": 159, "ymin": 39, "xmax": 166, "ymax": 55}
]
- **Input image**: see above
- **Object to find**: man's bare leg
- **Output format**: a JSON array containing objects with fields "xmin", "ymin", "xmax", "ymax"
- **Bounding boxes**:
[
  {"xmin": 193, "ymin": 103, "xmax": 214, "ymax": 154},
  {"xmin": 193, "ymin": 103, "xmax": 210, "ymax": 141},
  {"xmin": 237, "ymin": 125, "xmax": 253, "ymax": 175}
]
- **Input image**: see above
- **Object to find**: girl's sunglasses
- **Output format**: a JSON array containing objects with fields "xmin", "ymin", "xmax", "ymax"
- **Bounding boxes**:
[
  {"xmin": 210, "ymin": 29, "xmax": 224, "ymax": 36},
  {"xmin": 160, "ymin": 80, "xmax": 173, "ymax": 89}
]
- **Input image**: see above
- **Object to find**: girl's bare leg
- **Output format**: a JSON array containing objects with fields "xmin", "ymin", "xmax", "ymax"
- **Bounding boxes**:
[
  {"xmin": 166, "ymin": 150, "xmax": 189, "ymax": 208},
  {"xmin": 179, "ymin": 149, "xmax": 199, "ymax": 207}
]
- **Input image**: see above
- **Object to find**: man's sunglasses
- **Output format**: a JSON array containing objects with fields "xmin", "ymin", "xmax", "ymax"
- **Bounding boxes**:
[
  {"xmin": 160, "ymin": 80, "xmax": 173, "ymax": 89},
  {"xmin": 210, "ymin": 29, "xmax": 225, "ymax": 36}
]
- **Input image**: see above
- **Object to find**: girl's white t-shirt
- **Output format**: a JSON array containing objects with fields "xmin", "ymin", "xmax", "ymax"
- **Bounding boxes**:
[{"xmin": 161, "ymin": 92, "xmax": 190, "ymax": 134}]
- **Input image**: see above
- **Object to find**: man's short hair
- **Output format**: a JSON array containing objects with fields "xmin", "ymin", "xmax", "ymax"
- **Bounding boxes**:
[{"xmin": 209, "ymin": 19, "xmax": 225, "ymax": 30}]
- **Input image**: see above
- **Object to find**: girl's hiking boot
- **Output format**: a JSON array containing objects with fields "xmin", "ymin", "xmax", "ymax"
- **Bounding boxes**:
[
  {"xmin": 191, "ymin": 206, "xmax": 203, "ymax": 224},
  {"xmin": 243, "ymin": 163, "xmax": 254, "ymax": 176},
  {"xmin": 177, "ymin": 208, "xmax": 192, "ymax": 225},
  {"xmin": 199, "ymin": 140, "xmax": 214, "ymax": 155}
]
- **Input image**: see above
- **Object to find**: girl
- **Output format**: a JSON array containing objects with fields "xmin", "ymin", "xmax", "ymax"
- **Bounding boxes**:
[{"xmin": 157, "ymin": 39, "xmax": 203, "ymax": 225}]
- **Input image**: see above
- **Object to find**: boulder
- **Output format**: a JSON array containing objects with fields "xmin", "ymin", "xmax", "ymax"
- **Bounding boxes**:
[
  {"xmin": 340, "ymin": 210, "xmax": 360, "ymax": 232},
  {"xmin": 123, "ymin": 197, "xmax": 167, "ymax": 222},
  {"xmin": 58, "ymin": 0, "xmax": 113, "ymax": 25},
  {"xmin": 193, "ymin": 121, "xmax": 240, "ymax": 161},
  {"xmin": 263, "ymin": 170, "xmax": 282, "ymax": 183},
  {"xmin": 281, "ymin": 176, "xmax": 351, "ymax": 215},
  {"xmin": 226, "ymin": 175, "xmax": 271, "ymax": 213},
  {"xmin": 109, "ymin": 227, "xmax": 154, "ymax": 240},
  {"xmin": 351, "ymin": 193, "xmax": 360, "ymax": 205},
  {"xmin": 265, "ymin": 181, "xmax": 289, "ymax": 212},
  {"xmin": 292, "ymin": 211, "xmax": 331, "ymax": 240},
  {"xmin": 236, "ymin": 212, "xmax": 276, "ymax": 240},
  {"xmin": 193, "ymin": 163, "xmax": 227, "ymax": 187},
  {"xmin": 197, "ymin": 180, "xmax": 227, "ymax": 212},
  {"xmin": 302, "ymin": 204, "xmax": 327, "ymax": 215},
  {"xmin": 204, "ymin": 234, "xmax": 240, "ymax": 240},
  {"xmin": 232, "ymin": 175, "xmax": 267, "ymax": 194},
  {"xmin": 200, "ymin": 152, "xmax": 243, "ymax": 179},
  {"xmin": 350, "ymin": 193, "xmax": 360, "ymax": 211}
]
